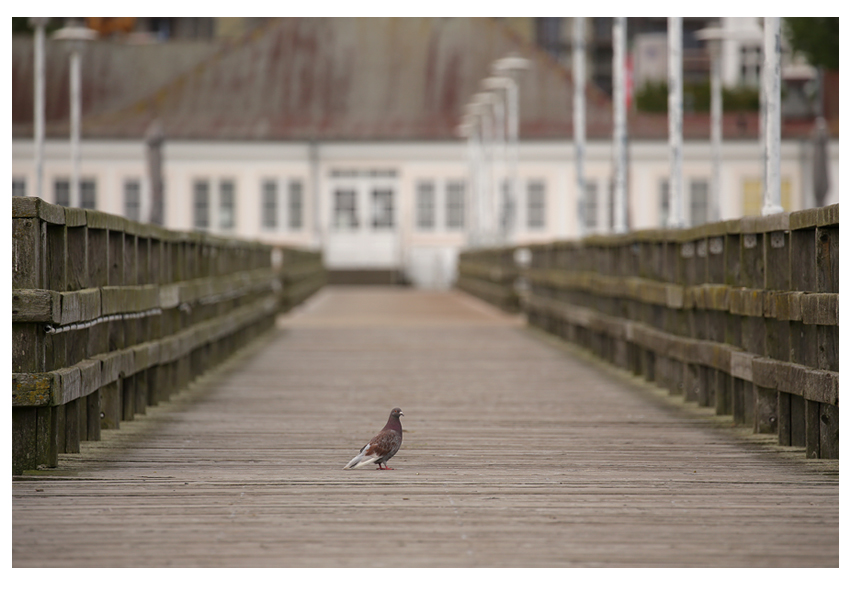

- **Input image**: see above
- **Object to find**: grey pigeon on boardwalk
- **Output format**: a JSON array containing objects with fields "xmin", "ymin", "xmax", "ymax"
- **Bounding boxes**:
[{"xmin": 343, "ymin": 408, "xmax": 404, "ymax": 470}]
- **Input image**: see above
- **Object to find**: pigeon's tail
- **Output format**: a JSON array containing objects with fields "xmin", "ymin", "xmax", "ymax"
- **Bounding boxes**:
[{"xmin": 343, "ymin": 446, "xmax": 378, "ymax": 470}]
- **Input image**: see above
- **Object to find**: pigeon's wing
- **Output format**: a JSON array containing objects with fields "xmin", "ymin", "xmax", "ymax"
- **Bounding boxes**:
[{"xmin": 370, "ymin": 429, "xmax": 402, "ymax": 463}]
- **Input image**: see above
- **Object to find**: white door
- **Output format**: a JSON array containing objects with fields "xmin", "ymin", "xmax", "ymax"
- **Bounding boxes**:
[{"xmin": 324, "ymin": 171, "xmax": 401, "ymax": 270}]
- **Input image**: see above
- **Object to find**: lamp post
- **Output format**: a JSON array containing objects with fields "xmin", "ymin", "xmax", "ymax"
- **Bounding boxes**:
[
  {"xmin": 456, "ymin": 120, "xmax": 477, "ymax": 246},
  {"xmin": 695, "ymin": 26, "xmax": 724, "ymax": 224},
  {"xmin": 53, "ymin": 20, "xmax": 97, "ymax": 208},
  {"xmin": 761, "ymin": 17, "xmax": 784, "ymax": 216},
  {"xmin": 472, "ymin": 92, "xmax": 497, "ymax": 245},
  {"xmin": 463, "ymin": 102, "xmax": 487, "ymax": 246},
  {"xmin": 696, "ymin": 23, "xmax": 762, "ymax": 223},
  {"xmin": 667, "ymin": 17, "xmax": 684, "ymax": 229},
  {"xmin": 491, "ymin": 56, "xmax": 530, "ymax": 243},
  {"xmin": 482, "ymin": 76, "xmax": 512, "ymax": 242},
  {"xmin": 30, "ymin": 17, "xmax": 50, "ymax": 199},
  {"xmin": 612, "ymin": 17, "xmax": 628, "ymax": 234},
  {"xmin": 574, "ymin": 17, "xmax": 587, "ymax": 238}
]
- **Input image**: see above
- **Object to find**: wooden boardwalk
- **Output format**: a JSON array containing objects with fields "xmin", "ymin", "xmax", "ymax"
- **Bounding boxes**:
[{"xmin": 12, "ymin": 287, "xmax": 838, "ymax": 567}]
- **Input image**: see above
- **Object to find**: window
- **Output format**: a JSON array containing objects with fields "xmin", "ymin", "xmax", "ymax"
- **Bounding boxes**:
[
  {"xmin": 262, "ymin": 180, "xmax": 277, "ymax": 229},
  {"xmin": 219, "ymin": 180, "xmax": 235, "ymax": 229},
  {"xmin": 659, "ymin": 179, "xmax": 670, "ymax": 227},
  {"xmin": 584, "ymin": 181, "xmax": 598, "ymax": 230},
  {"xmin": 80, "ymin": 179, "xmax": 96, "ymax": 210},
  {"xmin": 690, "ymin": 179, "xmax": 708, "ymax": 226},
  {"xmin": 333, "ymin": 189, "xmax": 358, "ymax": 230},
  {"xmin": 446, "ymin": 181, "xmax": 465, "ymax": 230},
  {"xmin": 289, "ymin": 181, "xmax": 303, "ymax": 230},
  {"xmin": 124, "ymin": 179, "xmax": 141, "ymax": 221},
  {"xmin": 193, "ymin": 180, "xmax": 209, "ymax": 229},
  {"xmin": 527, "ymin": 180, "xmax": 546, "ymax": 230},
  {"xmin": 371, "ymin": 188, "xmax": 394, "ymax": 229},
  {"xmin": 416, "ymin": 181, "xmax": 436, "ymax": 230},
  {"xmin": 12, "ymin": 178, "xmax": 26, "ymax": 197},
  {"xmin": 54, "ymin": 179, "xmax": 70, "ymax": 207}
]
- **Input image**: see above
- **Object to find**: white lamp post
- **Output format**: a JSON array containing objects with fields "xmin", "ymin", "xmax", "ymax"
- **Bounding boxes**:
[
  {"xmin": 762, "ymin": 17, "xmax": 784, "ymax": 215},
  {"xmin": 492, "ymin": 55, "xmax": 530, "ymax": 243},
  {"xmin": 573, "ymin": 17, "xmax": 587, "ymax": 238},
  {"xmin": 695, "ymin": 26, "xmax": 724, "ymax": 224},
  {"xmin": 472, "ymin": 92, "xmax": 497, "ymax": 244},
  {"xmin": 612, "ymin": 17, "xmax": 628, "ymax": 233},
  {"xmin": 53, "ymin": 20, "xmax": 97, "ymax": 208},
  {"xmin": 695, "ymin": 23, "xmax": 763, "ymax": 223},
  {"xmin": 466, "ymin": 103, "xmax": 487, "ymax": 246},
  {"xmin": 482, "ymin": 76, "xmax": 512, "ymax": 242},
  {"xmin": 30, "ymin": 17, "xmax": 50, "ymax": 199},
  {"xmin": 667, "ymin": 17, "xmax": 685, "ymax": 229},
  {"xmin": 456, "ymin": 120, "xmax": 477, "ymax": 246}
]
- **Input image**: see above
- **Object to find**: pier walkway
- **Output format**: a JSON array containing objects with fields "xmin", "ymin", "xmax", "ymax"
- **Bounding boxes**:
[{"xmin": 12, "ymin": 287, "xmax": 838, "ymax": 567}]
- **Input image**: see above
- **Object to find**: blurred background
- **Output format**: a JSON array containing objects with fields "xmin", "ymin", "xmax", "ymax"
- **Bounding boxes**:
[{"xmin": 11, "ymin": 17, "xmax": 839, "ymax": 289}]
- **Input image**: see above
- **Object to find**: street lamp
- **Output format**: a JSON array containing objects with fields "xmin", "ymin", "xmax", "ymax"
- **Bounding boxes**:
[
  {"xmin": 573, "ymin": 17, "xmax": 587, "ymax": 238},
  {"xmin": 492, "ymin": 55, "xmax": 530, "ymax": 242},
  {"xmin": 472, "ymin": 92, "xmax": 498, "ymax": 245},
  {"xmin": 456, "ymin": 120, "xmax": 478, "ymax": 246},
  {"xmin": 696, "ymin": 23, "xmax": 763, "ymax": 223},
  {"xmin": 30, "ymin": 17, "xmax": 50, "ymax": 199},
  {"xmin": 762, "ymin": 17, "xmax": 784, "ymax": 216},
  {"xmin": 667, "ymin": 17, "xmax": 684, "ymax": 229},
  {"xmin": 482, "ymin": 76, "xmax": 511, "ymax": 242},
  {"xmin": 52, "ymin": 20, "xmax": 97, "ymax": 208},
  {"xmin": 612, "ymin": 17, "xmax": 628, "ymax": 233}
]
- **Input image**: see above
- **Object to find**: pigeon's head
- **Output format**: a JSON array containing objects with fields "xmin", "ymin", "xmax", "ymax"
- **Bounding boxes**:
[{"xmin": 390, "ymin": 407, "xmax": 404, "ymax": 418}]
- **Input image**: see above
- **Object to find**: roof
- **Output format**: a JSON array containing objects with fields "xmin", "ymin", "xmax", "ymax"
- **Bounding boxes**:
[{"xmin": 11, "ymin": 17, "xmax": 826, "ymax": 142}]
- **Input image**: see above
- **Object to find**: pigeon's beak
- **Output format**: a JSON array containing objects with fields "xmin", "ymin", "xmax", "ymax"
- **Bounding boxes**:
[{"xmin": 399, "ymin": 411, "xmax": 404, "ymax": 416}]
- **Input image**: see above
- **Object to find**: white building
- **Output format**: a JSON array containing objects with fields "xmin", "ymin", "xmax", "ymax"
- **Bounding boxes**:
[{"xmin": 12, "ymin": 18, "xmax": 838, "ymax": 289}]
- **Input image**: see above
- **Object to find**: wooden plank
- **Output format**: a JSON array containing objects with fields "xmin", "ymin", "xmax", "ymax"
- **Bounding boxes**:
[
  {"xmin": 11, "ymin": 407, "xmax": 38, "ymax": 475},
  {"xmin": 805, "ymin": 400, "xmax": 821, "ymax": 459},
  {"xmin": 818, "ymin": 403, "xmax": 839, "ymax": 460},
  {"xmin": 87, "ymin": 228, "xmax": 108, "ymax": 288},
  {"xmin": 12, "ymin": 373, "xmax": 51, "ymax": 406},
  {"xmin": 45, "ymin": 223, "xmax": 67, "ymax": 292},
  {"xmin": 12, "ymin": 196, "xmax": 66, "ymax": 224},
  {"xmin": 13, "ymin": 217, "xmax": 42, "ymax": 289},
  {"xmin": 35, "ymin": 405, "xmax": 58, "ymax": 468},
  {"xmin": 66, "ymin": 225, "xmax": 88, "ymax": 291},
  {"xmin": 815, "ymin": 226, "xmax": 837, "ymax": 293},
  {"xmin": 12, "ymin": 289, "xmax": 60, "ymax": 323}
]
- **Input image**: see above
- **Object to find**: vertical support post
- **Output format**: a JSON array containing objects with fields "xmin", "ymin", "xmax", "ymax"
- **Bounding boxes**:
[
  {"xmin": 32, "ymin": 18, "xmax": 48, "ymax": 199},
  {"xmin": 70, "ymin": 47, "xmax": 82, "ymax": 208},
  {"xmin": 612, "ymin": 17, "xmax": 628, "ymax": 234},
  {"xmin": 709, "ymin": 38, "xmax": 722, "ymax": 222},
  {"xmin": 762, "ymin": 17, "xmax": 784, "ymax": 215},
  {"xmin": 667, "ymin": 17, "xmax": 684, "ymax": 228},
  {"xmin": 491, "ymin": 92, "xmax": 506, "ymax": 242},
  {"xmin": 574, "ymin": 17, "xmax": 587, "ymax": 238}
]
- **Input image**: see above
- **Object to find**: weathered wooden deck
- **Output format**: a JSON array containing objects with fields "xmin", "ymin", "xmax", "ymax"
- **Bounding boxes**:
[{"xmin": 12, "ymin": 287, "xmax": 838, "ymax": 567}]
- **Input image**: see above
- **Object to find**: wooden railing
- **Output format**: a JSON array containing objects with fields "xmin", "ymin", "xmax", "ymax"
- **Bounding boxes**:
[
  {"xmin": 456, "ymin": 246, "xmax": 521, "ymax": 313},
  {"xmin": 457, "ymin": 204, "xmax": 838, "ymax": 459},
  {"xmin": 11, "ymin": 197, "xmax": 325, "ymax": 475}
]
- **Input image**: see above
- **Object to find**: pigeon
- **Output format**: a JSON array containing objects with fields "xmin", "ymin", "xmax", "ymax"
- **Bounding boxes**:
[{"xmin": 343, "ymin": 408, "xmax": 404, "ymax": 470}]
